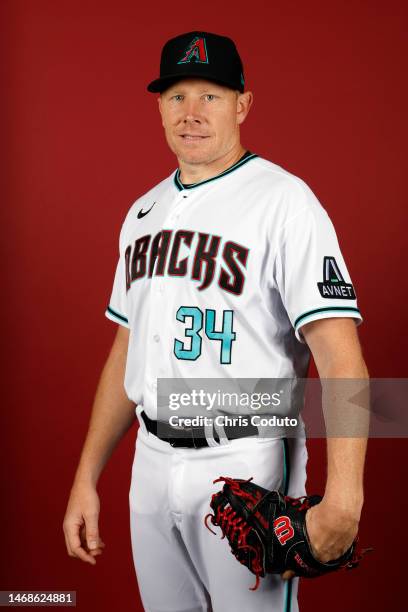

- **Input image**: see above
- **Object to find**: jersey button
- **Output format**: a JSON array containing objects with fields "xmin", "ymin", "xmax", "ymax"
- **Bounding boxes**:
[{"xmin": 153, "ymin": 334, "xmax": 160, "ymax": 343}]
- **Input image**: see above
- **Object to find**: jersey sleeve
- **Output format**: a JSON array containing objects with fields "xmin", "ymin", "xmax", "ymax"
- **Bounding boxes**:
[
  {"xmin": 274, "ymin": 184, "xmax": 363, "ymax": 343},
  {"xmin": 104, "ymin": 223, "xmax": 130, "ymax": 329}
]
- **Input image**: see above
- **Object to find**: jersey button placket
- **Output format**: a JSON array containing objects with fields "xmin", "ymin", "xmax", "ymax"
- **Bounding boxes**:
[
  {"xmin": 166, "ymin": 189, "xmax": 191, "ymax": 227},
  {"xmin": 145, "ymin": 222, "xmax": 171, "ymax": 404},
  {"xmin": 146, "ymin": 188, "xmax": 191, "ymax": 405},
  {"xmin": 148, "ymin": 279, "xmax": 165, "ymax": 387},
  {"xmin": 157, "ymin": 281, "xmax": 164, "ymax": 295},
  {"xmin": 144, "ymin": 291, "xmax": 160, "ymax": 402}
]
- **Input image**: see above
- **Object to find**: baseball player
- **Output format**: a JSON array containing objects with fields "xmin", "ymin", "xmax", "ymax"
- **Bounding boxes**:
[{"xmin": 63, "ymin": 31, "xmax": 368, "ymax": 612}]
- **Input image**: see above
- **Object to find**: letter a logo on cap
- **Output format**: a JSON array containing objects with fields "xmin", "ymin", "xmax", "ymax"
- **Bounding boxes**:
[{"xmin": 178, "ymin": 36, "xmax": 209, "ymax": 64}]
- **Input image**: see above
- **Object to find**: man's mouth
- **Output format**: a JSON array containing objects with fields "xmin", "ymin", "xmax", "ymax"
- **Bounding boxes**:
[{"xmin": 180, "ymin": 134, "xmax": 209, "ymax": 141}]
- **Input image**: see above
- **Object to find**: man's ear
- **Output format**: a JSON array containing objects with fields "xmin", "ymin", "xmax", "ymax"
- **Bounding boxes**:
[
  {"xmin": 157, "ymin": 95, "xmax": 165, "ymax": 128},
  {"xmin": 236, "ymin": 91, "xmax": 254, "ymax": 126}
]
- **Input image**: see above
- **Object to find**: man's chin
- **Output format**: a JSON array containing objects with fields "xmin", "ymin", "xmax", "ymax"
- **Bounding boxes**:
[{"xmin": 176, "ymin": 149, "xmax": 214, "ymax": 165}]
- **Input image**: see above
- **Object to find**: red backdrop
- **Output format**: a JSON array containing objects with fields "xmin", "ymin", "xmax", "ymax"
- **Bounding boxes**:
[{"xmin": 1, "ymin": 1, "xmax": 407, "ymax": 610}]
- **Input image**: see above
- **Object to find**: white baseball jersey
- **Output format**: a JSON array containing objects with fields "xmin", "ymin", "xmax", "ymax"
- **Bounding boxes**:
[{"xmin": 105, "ymin": 152, "xmax": 362, "ymax": 416}]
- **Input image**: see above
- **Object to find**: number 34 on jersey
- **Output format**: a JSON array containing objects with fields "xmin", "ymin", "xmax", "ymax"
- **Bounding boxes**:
[{"xmin": 174, "ymin": 307, "xmax": 236, "ymax": 364}]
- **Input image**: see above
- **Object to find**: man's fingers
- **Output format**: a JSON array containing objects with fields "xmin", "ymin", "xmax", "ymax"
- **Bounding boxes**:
[
  {"xmin": 63, "ymin": 532, "xmax": 76, "ymax": 557},
  {"xmin": 89, "ymin": 540, "xmax": 106, "ymax": 556},
  {"xmin": 63, "ymin": 486, "xmax": 103, "ymax": 564},
  {"xmin": 72, "ymin": 544, "xmax": 97, "ymax": 564},
  {"xmin": 281, "ymin": 570, "xmax": 295, "ymax": 581},
  {"xmin": 83, "ymin": 513, "xmax": 100, "ymax": 550},
  {"xmin": 66, "ymin": 523, "xmax": 97, "ymax": 565}
]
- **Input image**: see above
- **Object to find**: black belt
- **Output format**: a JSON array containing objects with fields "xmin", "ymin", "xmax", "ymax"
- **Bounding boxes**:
[{"xmin": 140, "ymin": 410, "xmax": 258, "ymax": 449}]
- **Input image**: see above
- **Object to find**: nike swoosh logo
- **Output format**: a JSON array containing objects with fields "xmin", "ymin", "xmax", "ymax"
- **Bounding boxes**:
[{"xmin": 137, "ymin": 202, "xmax": 156, "ymax": 219}]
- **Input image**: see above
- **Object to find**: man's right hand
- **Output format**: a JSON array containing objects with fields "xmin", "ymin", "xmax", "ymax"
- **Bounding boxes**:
[{"xmin": 63, "ymin": 483, "xmax": 105, "ymax": 565}]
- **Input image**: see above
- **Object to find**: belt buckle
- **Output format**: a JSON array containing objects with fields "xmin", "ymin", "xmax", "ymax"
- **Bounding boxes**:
[
  {"xmin": 177, "ymin": 425, "xmax": 205, "ymax": 448},
  {"xmin": 167, "ymin": 423, "xmax": 194, "ymax": 448},
  {"xmin": 165, "ymin": 424, "xmax": 208, "ymax": 448}
]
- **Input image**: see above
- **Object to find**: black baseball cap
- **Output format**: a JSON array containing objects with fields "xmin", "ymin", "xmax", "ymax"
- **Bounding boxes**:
[{"xmin": 147, "ymin": 31, "xmax": 245, "ymax": 94}]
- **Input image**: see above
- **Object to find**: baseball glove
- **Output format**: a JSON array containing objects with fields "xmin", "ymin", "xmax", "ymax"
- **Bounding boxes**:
[{"xmin": 205, "ymin": 476, "xmax": 370, "ymax": 590}]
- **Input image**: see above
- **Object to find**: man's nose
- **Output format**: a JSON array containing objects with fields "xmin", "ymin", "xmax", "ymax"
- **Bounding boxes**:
[
  {"xmin": 184, "ymin": 115, "xmax": 201, "ymax": 124},
  {"xmin": 182, "ymin": 100, "xmax": 202, "ymax": 123}
]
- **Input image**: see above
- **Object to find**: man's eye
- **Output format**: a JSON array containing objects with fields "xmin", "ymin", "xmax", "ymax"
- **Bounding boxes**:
[
  {"xmin": 205, "ymin": 94, "xmax": 216, "ymax": 101},
  {"xmin": 173, "ymin": 95, "xmax": 184, "ymax": 101}
]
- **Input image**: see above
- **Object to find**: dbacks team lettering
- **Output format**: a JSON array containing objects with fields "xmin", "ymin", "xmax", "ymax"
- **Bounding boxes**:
[{"xmin": 125, "ymin": 230, "xmax": 249, "ymax": 295}]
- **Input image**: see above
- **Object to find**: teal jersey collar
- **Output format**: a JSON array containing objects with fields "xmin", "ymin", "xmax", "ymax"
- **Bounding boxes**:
[{"xmin": 173, "ymin": 151, "xmax": 258, "ymax": 191}]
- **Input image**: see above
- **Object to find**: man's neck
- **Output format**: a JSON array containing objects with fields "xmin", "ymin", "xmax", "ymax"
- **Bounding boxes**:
[{"xmin": 178, "ymin": 145, "xmax": 247, "ymax": 185}]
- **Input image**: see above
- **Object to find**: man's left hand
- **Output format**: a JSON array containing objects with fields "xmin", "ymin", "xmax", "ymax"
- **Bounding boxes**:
[{"xmin": 281, "ymin": 498, "xmax": 359, "ymax": 581}]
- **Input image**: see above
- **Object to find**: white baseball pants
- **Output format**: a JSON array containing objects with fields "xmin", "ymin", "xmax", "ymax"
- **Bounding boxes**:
[{"xmin": 129, "ymin": 413, "xmax": 308, "ymax": 612}]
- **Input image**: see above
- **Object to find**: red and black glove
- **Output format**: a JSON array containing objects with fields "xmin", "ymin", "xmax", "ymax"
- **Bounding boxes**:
[{"xmin": 205, "ymin": 476, "xmax": 370, "ymax": 590}]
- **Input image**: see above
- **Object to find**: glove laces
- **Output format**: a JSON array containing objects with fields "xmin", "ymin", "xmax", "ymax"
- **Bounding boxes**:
[{"xmin": 204, "ymin": 477, "xmax": 265, "ymax": 590}]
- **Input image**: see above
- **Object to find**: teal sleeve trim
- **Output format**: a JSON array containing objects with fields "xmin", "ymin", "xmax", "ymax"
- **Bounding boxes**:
[
  {"xmin": 105, "ymin": 305, "xmax": 129, "ymax": 325},
  {"xmin": 294, "ymin": 306, "xmax": 361, "ymax": 329}
]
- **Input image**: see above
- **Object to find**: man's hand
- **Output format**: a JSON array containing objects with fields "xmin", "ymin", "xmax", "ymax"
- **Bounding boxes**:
[
  {"xmin": 63, "ymin": 483, "xmax": 105, "ymax": 565},
  {"xmin": 281, "ymin": 498, "xmax": 359, "ymax": 580}
]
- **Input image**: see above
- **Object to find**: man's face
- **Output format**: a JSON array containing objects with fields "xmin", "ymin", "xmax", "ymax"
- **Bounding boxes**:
[{"xmin": 158, "ymin": 79, "xmax": 252, "ymax": 165}]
